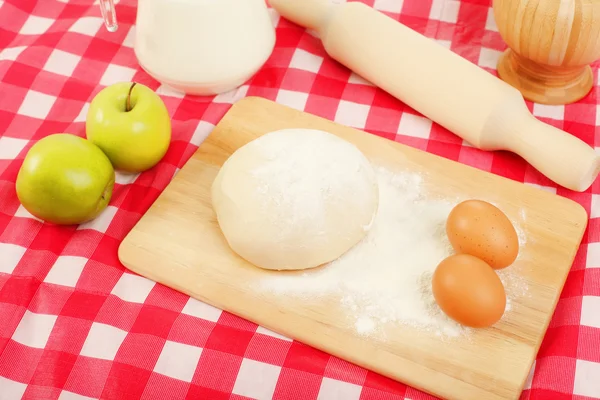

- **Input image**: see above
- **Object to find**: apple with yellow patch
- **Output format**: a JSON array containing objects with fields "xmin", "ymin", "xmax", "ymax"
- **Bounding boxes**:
[
  {"xmin": 86, "ymin": 82, "xmax": 172, "ymax": 173},
  {"xmin": 16, "ymin": 133, "xmax": 115, "ymax": 225}
]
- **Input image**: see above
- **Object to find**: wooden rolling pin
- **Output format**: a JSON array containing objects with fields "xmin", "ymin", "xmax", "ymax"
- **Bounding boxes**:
[{"xmin": 269, "ymin": 0, "xmax": 600, "ymax": 192}]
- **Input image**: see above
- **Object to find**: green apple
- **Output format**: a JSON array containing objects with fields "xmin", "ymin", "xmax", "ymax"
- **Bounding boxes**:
[
  {"xmin": 15, "ymin": 133, "xmax": 115, "ymax": 225},
  {"xmin": 85, "ymin": 82, "xmax": 172, "ymax": 173}
]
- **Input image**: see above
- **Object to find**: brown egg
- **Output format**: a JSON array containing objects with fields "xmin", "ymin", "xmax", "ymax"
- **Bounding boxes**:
[
  {"xmin": 432, "ymin": 254, "xmax": 506, "ymax": 328},
  {"xmin": 446, "ymin": 199, "xmax": 519, "ymax": 270}
]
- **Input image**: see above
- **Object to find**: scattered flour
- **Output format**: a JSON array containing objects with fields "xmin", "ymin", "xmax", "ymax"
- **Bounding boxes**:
[
  {"xmin": 492, "ymin": 201, "xmax": 531, "ymax": 313},
  {"xmin": 256, "ymin": 166, "xmax": 529, "ymax": 339}
]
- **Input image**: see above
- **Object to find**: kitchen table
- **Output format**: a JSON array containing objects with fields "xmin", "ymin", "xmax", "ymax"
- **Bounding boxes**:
[{"xmin": 0, "ymin": 0, "xmax": 599, "ymax": 399}]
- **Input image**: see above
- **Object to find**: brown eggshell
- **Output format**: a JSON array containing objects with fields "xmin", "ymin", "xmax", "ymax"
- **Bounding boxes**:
[
  {"xmin": 432, "ymin": 254, "xmax": 506, "ymax": 328},
  {"xmin": 446, "ymin": 200, "xmax": 519, "ymax": 269}
]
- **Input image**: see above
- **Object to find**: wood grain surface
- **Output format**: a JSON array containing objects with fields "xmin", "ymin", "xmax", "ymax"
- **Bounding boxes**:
[
  {"xmin": 118, "ymin": 97, "xmax": 588, "ymax": 400},
  {"xmin": 493, "ymin": 0, "xmax": 600, "ymax": 104}
]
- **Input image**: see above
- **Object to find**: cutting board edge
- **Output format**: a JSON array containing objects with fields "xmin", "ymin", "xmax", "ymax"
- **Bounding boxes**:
[{"xmin": 115, "ymin": 95, "xmax": 590, "ymax": 400}]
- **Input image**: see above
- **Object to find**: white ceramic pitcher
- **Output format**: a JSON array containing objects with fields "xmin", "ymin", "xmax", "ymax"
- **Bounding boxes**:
[{"xmin": 99, "ymin": 0, "xmax": 276, "ymax": 96}]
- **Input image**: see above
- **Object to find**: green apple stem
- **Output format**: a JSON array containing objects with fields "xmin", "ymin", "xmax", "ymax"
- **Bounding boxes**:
[{"xmin": 126, "ymin": 82, "xmax": 137, "ymax": 112}]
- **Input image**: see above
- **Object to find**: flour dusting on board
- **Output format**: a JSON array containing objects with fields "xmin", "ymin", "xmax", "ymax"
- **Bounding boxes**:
[{"xmin": 257, "ymin": 166, "xmax": 529, "ymax": 339}]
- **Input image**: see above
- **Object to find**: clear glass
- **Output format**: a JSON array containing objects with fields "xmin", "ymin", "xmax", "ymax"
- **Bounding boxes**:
[{"xmin": 99, "ymin": 0, "xmax": 118, "ymax": 32}]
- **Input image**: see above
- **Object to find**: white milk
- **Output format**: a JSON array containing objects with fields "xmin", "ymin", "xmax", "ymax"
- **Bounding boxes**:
[{"xmin": 133, "ymin": 0, "xmax": 276, "ymax": 95}]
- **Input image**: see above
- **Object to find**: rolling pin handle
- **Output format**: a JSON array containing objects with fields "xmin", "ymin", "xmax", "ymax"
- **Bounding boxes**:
[
  {"xmin": 478, "ymin": 96, "xmax": 600, "ymax": 192},
  {"xmin": 506, "ymin": 117, "xmax": 600, "ymax": 192}
]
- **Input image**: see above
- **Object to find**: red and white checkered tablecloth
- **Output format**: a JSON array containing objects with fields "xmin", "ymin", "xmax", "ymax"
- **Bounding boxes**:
[{"xmin": 1, "ymin": 0, "xmax": 599, "ymax": 399}]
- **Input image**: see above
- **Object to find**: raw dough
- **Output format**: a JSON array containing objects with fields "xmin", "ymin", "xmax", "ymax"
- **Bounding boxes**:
[{"xmin": 211, "ymin": 128, "xmax": 379, "ymax": 271}]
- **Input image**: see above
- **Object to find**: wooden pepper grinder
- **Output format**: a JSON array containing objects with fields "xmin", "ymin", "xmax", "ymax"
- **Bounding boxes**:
[{"xmin": 493, "ymin": 0, "xmax": 600, "ymax": 105}]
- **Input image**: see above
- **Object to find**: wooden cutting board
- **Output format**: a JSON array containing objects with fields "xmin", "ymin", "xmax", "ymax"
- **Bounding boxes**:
[{"xmin": 118, "ymin": 96, "xmax": 588, "ymax": 400}]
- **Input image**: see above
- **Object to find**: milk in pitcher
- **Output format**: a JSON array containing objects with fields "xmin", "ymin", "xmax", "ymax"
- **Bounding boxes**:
[{"xmin": 101, "ymin": 0, "xmax": 276, "ymax": 95}]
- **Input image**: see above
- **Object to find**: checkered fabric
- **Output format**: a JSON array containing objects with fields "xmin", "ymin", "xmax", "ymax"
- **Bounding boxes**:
[{"xmin": 0, "ymin": 0, "xmax": 599, "ymax": 399}]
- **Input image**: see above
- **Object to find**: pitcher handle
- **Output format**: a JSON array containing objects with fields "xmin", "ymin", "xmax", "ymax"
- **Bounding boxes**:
[{"xmin": 99, "ymin": 0, "xmax": 118, "ymax": 32}]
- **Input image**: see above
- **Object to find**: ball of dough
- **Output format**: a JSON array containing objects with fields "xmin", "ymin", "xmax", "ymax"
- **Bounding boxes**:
[{"xmin": 211, "ymin": 128, "xmax": 379, "ymax": 271}]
